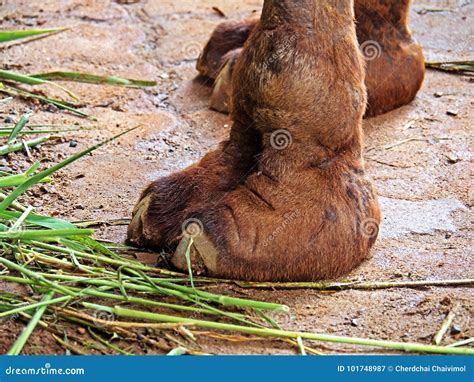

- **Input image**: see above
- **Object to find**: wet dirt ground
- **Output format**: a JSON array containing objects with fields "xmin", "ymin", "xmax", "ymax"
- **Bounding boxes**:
[{"xmin": 0, "ymin": 0, "xmax": 472, "ymax": 354}]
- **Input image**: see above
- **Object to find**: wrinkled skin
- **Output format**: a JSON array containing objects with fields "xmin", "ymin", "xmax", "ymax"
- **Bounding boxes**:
[
  {"xmin": 198, "ymin": 0, "xmax": 425, "ymax": 117},
  {"xmin": 128, "ymin": 0, "xmax": 384, "ymax": 281}
]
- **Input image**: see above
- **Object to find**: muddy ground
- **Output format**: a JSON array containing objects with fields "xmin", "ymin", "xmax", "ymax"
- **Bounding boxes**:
[{"xmin": 0, "ymin": 0, "xmax": 472, "ymax": 355}]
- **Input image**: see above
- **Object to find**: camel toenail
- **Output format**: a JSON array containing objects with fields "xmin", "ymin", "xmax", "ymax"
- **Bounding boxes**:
[
  {"xmin": 172, "ymin": 231, "xmax": 218, "ymax": 276},
  {"xmin": 128, "ymin": 195, "xmax": 153, "ymax": 245},
  {"xmin": 210, "ymin": 60, "xmax": 233, "ymax": 113}
]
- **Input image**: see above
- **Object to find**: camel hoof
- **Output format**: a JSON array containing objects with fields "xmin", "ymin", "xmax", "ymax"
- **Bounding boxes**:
[{"xmin": 127, "ymin": 194, "xmax": 163, "ymax": 247}]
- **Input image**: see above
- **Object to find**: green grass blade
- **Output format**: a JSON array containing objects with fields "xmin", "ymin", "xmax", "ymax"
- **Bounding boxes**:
[
  {"xmin": 8, "ymin": 206, "xmax": 34, "ymax": 231},
  {"xmin": 0, "ymin": 136, "xmax": 50, "ymax": 156},
  {"xmin": 0, "ymin": 28, "xmax": 66, "ymax": 43},
  {"xmin": 32, "ymin": 71, "xmax": 157, "ymax": 88},
  {"xmin": 0, "ymin": 257, "xmax": 75, "ymax": 296},
  {"xmin": 0, "ymin": 173, "xmax": 50, "ymax": 188},
  {"xmin": 0, "ymin": 162, "xmax": 49, "ymax": 188},
  {"xmin": 157, "ymin": 279, "xmax": 289, "ymax": 312},
  {"xmin": 0, "ymin": 174, "xmax": 31, "ymax": 188},
  {"xmin": 184, "ymin": 237, "xmax": 196, "ymax": 292},
  {"xmin": 0, "ymin": 192, "xmax": 27, "ymax": 212},
  {"xmin": 0, "ymin": 127, "xmax": 87, "ymax": 137},
  {"xmin": 7, "ymin": 112, "xmax": 31, "ymax": 144},
  {"xmin": 0, "ymin": 83, "xmax": 89, "ymax": 119},
  {"xmin": 25, "ymin": 162, "xmax": 41, "ymax": 176},
  {"xmin": 0, "ymin": 70, "xmax": 47, "ymax": 86},
  {"xmin": 0, "ymin": 210, "xmax": 74, "ymax": 230},
  {"xmin": 75, "ymin": 236, "xmax": 126, "ymax": 261},
  {"xmin": 0, "ymin": 126, "xmax": 138, "ymax": 211},
  {"xmin": 0, "ymin": 228, "xmax": 93, "ymax": 240},
  {"xmin": 0, "ymin": 70, "xmax": 78, "ymax": 100}
]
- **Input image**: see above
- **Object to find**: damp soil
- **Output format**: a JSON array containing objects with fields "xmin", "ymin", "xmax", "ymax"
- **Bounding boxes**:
[{"xmin": 0, "ymin": 0, "xmax": 472, "ymax": 355}]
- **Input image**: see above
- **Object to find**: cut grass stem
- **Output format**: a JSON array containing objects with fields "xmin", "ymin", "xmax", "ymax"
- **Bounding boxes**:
[
  {"xmin": 0, "ymin": 228, "xmax": 93, "ymax": 240},
  {"xmin": 0, "ymin": 28, "xmax": 66, "ymax": 43},
  {"xmin": 434, "ymin": 311, "xmax": 456, "ymax": 345},
  {"xmin": 7, "ymin": 112, "xmax": 31, "ymax": 144},
  {"xmin": 0, "ymin": 136, "xmax": 50, "ymax": 156},
  {"xmin": 0, "ymin": 83, "xmax": 90, "ymax": 118},
  {"xmin": 88, "ymin": 304, "xmax": 474, "ymax": 355},
  {"xmin": 0, "ymin": 295, "xmax": 71, "ymax": 319},
  {"xmin": 426, "ymin": 60, "xmax": 474, "ymax": 74},
  {"xmin": 236, "ymin": 279, "xmax": 474, "ymax": 290},
  {"xmin": 0, "ymin": 70, "xmax": 78, "ymax": 100},
  {"xmin": 32, "ymin": 71, "xmax": 157, "ymax": 88}
]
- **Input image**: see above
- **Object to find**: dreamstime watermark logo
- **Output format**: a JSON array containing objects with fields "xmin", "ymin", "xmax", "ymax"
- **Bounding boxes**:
[
  {"xmin": 265, "ymin": 307, "xmax": 294, "ymax": 326},
  {"xmin": 181, "ymin": 218, "xmax": 204, "ymax": 239},
  {"xmin": 262, "ymin": 210, "xmax": 301, "ymax": 248},
  {"xmin": 5, "ymin": 219, "xmax": 25, "ymax": 240},
  {"xmin": 92, "ymin": 310, "xmax": 115, "ymax": 327},
  {"xmin": 3, "ymin": 44, "xmax": 27, "ymax": 63},
  {"xmin": 0, "ymin": 312, "xmax": 19, "ymax": 324},
  {"xmin": 4, "ymin": 363, "xmax": 85, "ymax": 376},
  {"xmin": 270, "ymin": 129, "xmax": 293, "ymax": 150},
  {"xmin": 360, "ymin": 40, "xmax": 382, "ymax": 61},
  {"xmin": 359, "ymin": 218, "xmax": 380, "ymax": 240},
  {"xmin": 262, "ymin": 33, "xmax": 299, "ymax": 70},
  {"xmin": 182, "ymin": 41, "xmax": 203, "ymax": 60}
]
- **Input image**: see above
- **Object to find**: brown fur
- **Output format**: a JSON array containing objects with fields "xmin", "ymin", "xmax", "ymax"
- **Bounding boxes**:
[
  {"xmin": 197, "ymin": 20, "xmax": 254, "ymax": 79},
  {"xmin": 356, "ymin": 0, "xmax": 425, "ymax": 116},
  {"xmin": 197, "ymin": 0, "xmax": 425, "ymax": 117},
  {"xmin": 128, "ymin": 0, "xmax": 381, "ymax": 282}
]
